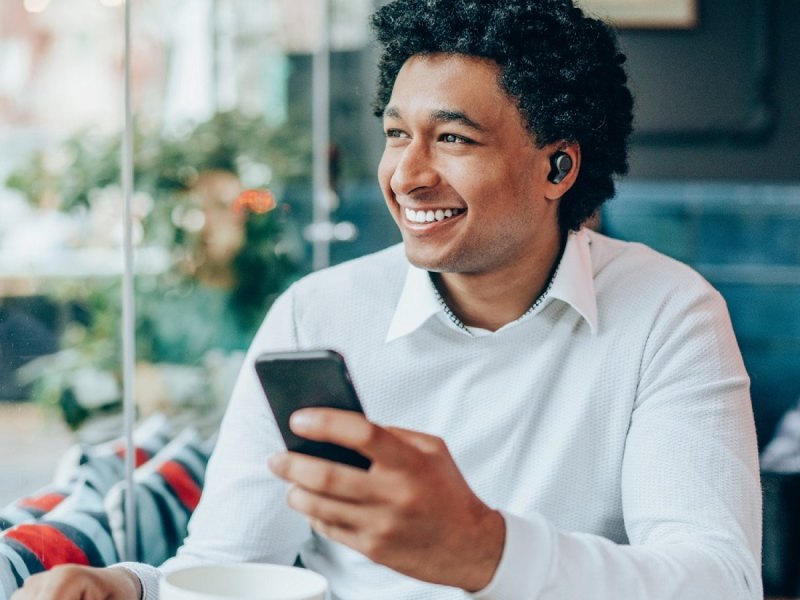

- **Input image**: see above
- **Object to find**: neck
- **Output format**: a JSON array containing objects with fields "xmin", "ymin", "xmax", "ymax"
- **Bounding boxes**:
[{"xmin": 433, "ymin": 231, "xmax": 566, "ymax": 332}]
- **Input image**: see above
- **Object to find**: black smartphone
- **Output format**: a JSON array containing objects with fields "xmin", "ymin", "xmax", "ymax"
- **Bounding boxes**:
[{"xmin": 254, "ymin": 349, "xmax": 371, "ymax": 470}]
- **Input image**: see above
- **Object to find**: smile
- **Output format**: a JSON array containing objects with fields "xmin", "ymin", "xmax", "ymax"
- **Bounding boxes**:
[{"xmin": 404, "ymin": 207, "xmax": 464, "ymax": 224}]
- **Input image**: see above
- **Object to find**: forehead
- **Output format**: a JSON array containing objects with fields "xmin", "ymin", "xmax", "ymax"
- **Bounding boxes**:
[{"xmin": 386, "ymin": 53, "xmax": 527, "ymax": 132}]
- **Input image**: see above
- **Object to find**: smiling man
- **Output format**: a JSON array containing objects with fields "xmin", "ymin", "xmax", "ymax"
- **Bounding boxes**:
[{"xmin": 13, "ymin": 1, "xmax": 761, "ymax": 599}]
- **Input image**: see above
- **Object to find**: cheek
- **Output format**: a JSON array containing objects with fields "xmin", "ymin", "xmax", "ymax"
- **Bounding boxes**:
[
  {"xmin": 377, "ymin": 152, "xmax": 398, "ymax": 201},
  {"xmin": 444, "ymin": 162, "xmax": 490, "ymax": 204}
]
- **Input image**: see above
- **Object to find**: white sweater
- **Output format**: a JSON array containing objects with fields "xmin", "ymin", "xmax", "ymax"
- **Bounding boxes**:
[{"xmin": 124, "ymin": 228, "xmax": 761, "ymax": 600}]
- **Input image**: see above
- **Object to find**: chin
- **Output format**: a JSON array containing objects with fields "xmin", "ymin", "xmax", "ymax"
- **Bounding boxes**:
[
  {"xmin": 403, "ymin": 244, "xmax": 439, "ymax": 272},
  {"xmin": 402, "ymin": 242, "xmax": 461, "ymax": 273}
]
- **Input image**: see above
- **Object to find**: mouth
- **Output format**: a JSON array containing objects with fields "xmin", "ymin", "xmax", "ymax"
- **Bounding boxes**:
[{"xmin": 403, "ymin": 207, "xmax": 465, "ymax": 225}]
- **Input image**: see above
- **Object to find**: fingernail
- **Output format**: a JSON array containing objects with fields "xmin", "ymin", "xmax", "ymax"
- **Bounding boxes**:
[
  {"xmin": 290, "ymin": 410, "xmax": 314, "ymax": 431},
  {"xmin": 267, "ymin": 454, "xmax": 283, "ymax": 470}
]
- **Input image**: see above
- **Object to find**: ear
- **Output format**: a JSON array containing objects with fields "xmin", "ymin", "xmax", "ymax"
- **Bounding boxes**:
[{"xmin": 544, "ymin": 142, "xmax": 581, "ymax": 201}]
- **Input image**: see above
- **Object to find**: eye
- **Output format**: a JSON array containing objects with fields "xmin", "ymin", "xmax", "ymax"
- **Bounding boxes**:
[
  {"xmin": 384, "ymin": 128, "xmax": 408, "ymax": 139},
  {"xmin": 440, "ymin": 133, "xmax": 471, "ymax": 144}
]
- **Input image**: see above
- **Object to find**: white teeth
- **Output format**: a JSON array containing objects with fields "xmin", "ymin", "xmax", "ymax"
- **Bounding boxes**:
[{"xmin": 404, "ymin": 207, "xmax": 462, "ymax": 224}]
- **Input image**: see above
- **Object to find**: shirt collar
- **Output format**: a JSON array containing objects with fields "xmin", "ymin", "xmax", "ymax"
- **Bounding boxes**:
[
  {"xmin": 546, "ymin": 228, "xmax": 598, "ymax": 334},
  {"xmin": 385, "ymin": 228, "xmax": 598, "ymax": 343},
  {"xmin": 385, "ymin": 262, "xmax": 443, "ymax": 342}
]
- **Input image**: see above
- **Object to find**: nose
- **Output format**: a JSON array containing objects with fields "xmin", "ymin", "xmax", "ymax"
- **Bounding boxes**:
[{"xmin": 388, "ymin": 139, "xmax": 440, "ymax": 196}]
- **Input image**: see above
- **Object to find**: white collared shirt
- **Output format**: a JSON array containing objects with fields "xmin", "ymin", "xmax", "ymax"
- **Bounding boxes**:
[
  {"xmin": 386, "ymin": 225, "xmax": 598, "ymax": 341},
  {"xmin": 124, "ymin": 228, "xmax": 761, "ymax": 600}
]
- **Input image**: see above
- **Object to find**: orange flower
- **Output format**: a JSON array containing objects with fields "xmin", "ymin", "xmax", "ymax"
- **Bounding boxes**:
[{"xmin": 234, "ymin": 189, "xmax": 276, "ymax": 215}]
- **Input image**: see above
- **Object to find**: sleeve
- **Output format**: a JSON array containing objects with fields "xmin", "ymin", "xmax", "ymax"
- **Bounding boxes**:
[
  {"xmin": 470, "ymin": 284, "xmax": 762, "ymax": 600},
  {"xmin": 120, "ymin": 288, "xmax": 312, "ymax": 600}
]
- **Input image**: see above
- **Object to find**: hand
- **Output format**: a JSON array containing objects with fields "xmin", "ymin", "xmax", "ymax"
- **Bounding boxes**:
[
  {"xmin": 267, "ymin": 408, "xmax": 505, "ymax": 592},
  {"xmin": 11, "ymin": 564, "xmax": 142, "ymax": 600}
]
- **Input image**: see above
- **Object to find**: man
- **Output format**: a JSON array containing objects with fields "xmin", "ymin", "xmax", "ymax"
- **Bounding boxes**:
[{"xmin": 14, "ymin": 0, "xmax": 761, "ymax": 598}]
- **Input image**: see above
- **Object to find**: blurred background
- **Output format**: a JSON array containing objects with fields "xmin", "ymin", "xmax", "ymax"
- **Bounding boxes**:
[{"xmin": 0, "ymin": 0, "xmax": 798, "ymax": 593}]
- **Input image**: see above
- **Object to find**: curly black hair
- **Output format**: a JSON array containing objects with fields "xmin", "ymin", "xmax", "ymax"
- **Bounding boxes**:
[{"xmin": 370, "ymin": 0, "xmax": 634, "ymax": 231}]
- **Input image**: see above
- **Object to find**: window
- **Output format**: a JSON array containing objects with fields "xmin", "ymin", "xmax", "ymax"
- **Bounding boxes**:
[{"xmin": 0, "ymin": 0, "xmax": 387, "ymax": 566}]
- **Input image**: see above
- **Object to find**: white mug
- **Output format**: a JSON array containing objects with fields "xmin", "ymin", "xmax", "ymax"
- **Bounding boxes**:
[{"xmin": 160, "ymin": 563, "xmax": 329, "ymax": 600}]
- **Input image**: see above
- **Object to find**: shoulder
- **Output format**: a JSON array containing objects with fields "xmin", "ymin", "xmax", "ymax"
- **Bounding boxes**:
[
  {"xmin": 585, "ymin": 229, "xmax": 734, "ymax": 348},
  {"xmin": 291, "ymin": 243, "xmax": 407, "ymax": 299},
  {"xmin": 584, "ymin": 231, "xmax": 746, "ymax": 396},
  {"xmin": 284, "ymin": 244, "xmax": 409, "ymax": 335},
  {"xmin": 587, "ymin": 229, "xmax": 716, "ymax": 302}
]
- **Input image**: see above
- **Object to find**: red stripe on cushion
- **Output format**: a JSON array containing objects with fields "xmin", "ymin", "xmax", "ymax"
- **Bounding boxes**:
[
  {"xmin": 19, "ymin": 493, "xmax": 66, "ymax": 513},
  {"xmin": 114, "ymin": 446, "xmax": 151, "ymax": 467},
  {"xmin": 158, "ymin": 461, "xmax": 202, "ymax": 511},
  {"xmin": 5, "ymin": 524, "xmax": 90, "ymax": 570},
  {"xmin": 134, "ymin": 448, "xmax": 150, "ymax": 467}
]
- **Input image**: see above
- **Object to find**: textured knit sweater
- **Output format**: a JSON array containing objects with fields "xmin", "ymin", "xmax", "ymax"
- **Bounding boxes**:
[{"xmin": 124, "ymin": 228, "xmax": 761, "ymax": 600}]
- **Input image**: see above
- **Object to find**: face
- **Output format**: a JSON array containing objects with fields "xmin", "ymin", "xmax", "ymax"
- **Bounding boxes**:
[{"xmin": 378, "ymin": 53, "xmax": 563, "ymax": 276}]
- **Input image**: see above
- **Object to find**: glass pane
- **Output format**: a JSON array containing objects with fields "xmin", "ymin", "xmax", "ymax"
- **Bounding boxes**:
[
  {"xmin": 0, "ymin": 0, "xmax": 398, "ymax": 574},
  {"xmin": 124, "ymin": 0, "xmax": 395, "ymax": 439},
  {"xmin": 0, "ymin": 0, "xmax": 127, "ymax": 504},
  {"xmin": 125, "ymin": 0, "xmax": 314, "ymax": 439}
]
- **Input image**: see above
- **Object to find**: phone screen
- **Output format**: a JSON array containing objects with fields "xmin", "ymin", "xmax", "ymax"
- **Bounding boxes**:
[{"xmin": 255, "ymin": 350, "xmax": 371, "ymax": 469}]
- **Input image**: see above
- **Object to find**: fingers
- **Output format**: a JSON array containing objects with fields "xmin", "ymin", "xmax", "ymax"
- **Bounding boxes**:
[
  {"xmin": 307, "ymin": 510, "xmax": 402, "ymax": 566},
  {"xmin": 272, "ymin": 410, "xmax": 455, "ymax": 501},
  {"xmin": 11, "ymin": 566, "xmax": 85, "ymax": 600},
  {"xmin": 288, "ymin": 408, "xmax": 410, "ymax": 468},
  {"xmin": 308, "ymin": 517, "xmax": 363, "ymax": 552},
  {"xmin": 10, "ymin": 565, "xmax": 140, "ymax": 600},
  {"xmin": 269, "ymin": 452, "xmax": 372, "ymax": 501},
  {"xmin": 271, "ymin": 459, "xmax": 387, "ymax": 551},
  {"xmin": 287, "ymin": 485, "xmax": 363, "ymax": 529},
  {"xmin": 385, "ymin": 426, "xmax": 451, "ymax": 455}
]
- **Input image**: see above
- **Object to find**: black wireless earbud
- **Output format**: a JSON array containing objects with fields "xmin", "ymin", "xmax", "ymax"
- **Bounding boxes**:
[{"xmin": 547, "ymin": 151, "xmax": 573, "ymax": 184}]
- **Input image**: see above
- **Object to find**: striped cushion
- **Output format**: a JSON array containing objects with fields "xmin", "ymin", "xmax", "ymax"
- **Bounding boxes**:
[
  {"xmin": 0, "ymin": 414, "xmax": 172, "ymax": 531},
  {"xmin": 106, "ymin": 428, "xmax": 213, "ymax": 567},
  {"xmin": 0, "ymin": 496, "xmax": 66, "ymax": 531},
  {"xmin": 0, "ymin": 475, "xmax": 117, "ymax": 598},
  {"xmin": 0, "ymin": 420, "xmax": 212, "ymax": 600}
]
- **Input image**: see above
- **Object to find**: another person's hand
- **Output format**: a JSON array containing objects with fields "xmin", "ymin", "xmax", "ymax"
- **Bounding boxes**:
[
  {"xmin": 268, "ymin": 408, "xmax": 505, "ymax": 592},
  {"xmin": 11, "ymin": 564, "xmax": 141, "ymax": 600}
]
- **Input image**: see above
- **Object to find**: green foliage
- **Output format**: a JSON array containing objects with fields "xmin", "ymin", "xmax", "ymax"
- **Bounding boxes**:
[
  {"xmin": 8, "ymin": 111, "xmax": 310, "ymax": 430},
  {"xmin": 7, "ymin": 111, "xmax": 311, "ymax": 214}
]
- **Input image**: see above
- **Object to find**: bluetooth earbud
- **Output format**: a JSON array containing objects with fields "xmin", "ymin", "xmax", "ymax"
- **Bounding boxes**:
[{"xmin": 547, "ymin": 151, "xmax": 573, "ymax": 184}]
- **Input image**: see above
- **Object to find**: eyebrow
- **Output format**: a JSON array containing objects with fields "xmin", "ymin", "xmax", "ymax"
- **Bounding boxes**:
[{"xmin": 383, "ymin": 106, "xmax": 486, "ymax": 132}]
